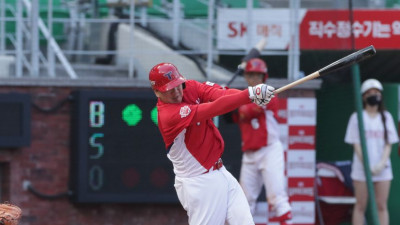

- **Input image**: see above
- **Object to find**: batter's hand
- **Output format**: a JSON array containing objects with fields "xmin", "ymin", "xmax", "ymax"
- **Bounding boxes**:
[{"xmin": 248, "ymin": 84, "xmax": 275, "ymax": 106}]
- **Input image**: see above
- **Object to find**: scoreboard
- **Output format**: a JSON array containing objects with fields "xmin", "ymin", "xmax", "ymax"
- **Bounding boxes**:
[
  {"xmin": 69, "ymin": 89, "xmax": 178, "ymax": 203},
  {"xmin": 69, "ymin": 89, "xmax": 244, "ymax": 203}
]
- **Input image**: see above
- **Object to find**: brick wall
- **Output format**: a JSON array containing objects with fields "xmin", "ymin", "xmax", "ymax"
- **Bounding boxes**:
[{"xmin": 0, "ymin": 85, "xmax": 314, "ymax": 225}]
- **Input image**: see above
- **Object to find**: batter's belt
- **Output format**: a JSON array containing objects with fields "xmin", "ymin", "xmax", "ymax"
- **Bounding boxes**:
[{"xmin": 204, "ymin": 158, "xmax": 223, "ymax": 174}]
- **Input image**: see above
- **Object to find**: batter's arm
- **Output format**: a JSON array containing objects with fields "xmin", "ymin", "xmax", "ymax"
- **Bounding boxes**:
[
  {"xmin": 192, "ymin": 90, "xmax": 251, "ymax": 124},
  {"xmin": 202, "ymin": 83, "xmax": 242, "ymax": 102}
]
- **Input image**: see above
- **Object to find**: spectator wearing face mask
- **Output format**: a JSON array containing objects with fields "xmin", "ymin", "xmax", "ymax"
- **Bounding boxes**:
[{"xmin": 344, "ymin": 79, "xmax": 399, "ymax": 225}]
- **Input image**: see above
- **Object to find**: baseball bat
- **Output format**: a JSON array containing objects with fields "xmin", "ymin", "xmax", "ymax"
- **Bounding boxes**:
[
  {"xmin": 226, "ymin": 38, "xmax": 267, "ymax": 86},
  {"xmin": 274, "ymin": 45, "xmax": 376, "ymax": 94}
]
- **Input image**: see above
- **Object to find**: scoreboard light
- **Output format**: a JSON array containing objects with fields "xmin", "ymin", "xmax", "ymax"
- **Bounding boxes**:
[
  {"xmin": 150, "ymin": 107, "xmax": 158, "ymax": 125},
  {"xmin": 122, "ymin": 104, "xmax": 142, "ymax": 126}
]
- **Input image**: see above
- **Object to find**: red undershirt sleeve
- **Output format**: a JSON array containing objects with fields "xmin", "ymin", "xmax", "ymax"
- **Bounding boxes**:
[
  {"xmin": 206, "ymin": 86, "xmax": 243, "ymax": 102},
  {"xmin": 192, "ymin": 90, "xmax": 251, "ymax": 124},
  {"xmin": 238, "ymin": 104, "xmax": 264, "ymax": 122},
  {"xmin": 224, "ymin": 88, "xmax": 243, "ymax": 94}
]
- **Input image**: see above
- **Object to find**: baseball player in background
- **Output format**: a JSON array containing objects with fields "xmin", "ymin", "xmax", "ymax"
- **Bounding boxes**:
[
  {"xmin": 230, "ymin": 58, "xmax": 292, "ymax": 225},
  {"xmin": 345, "ymin": 79, "xmax": 398, "ymax": 225},
  {"xmin": 149, "ymin": 62, "xmax": 275, "ymax": 225}
]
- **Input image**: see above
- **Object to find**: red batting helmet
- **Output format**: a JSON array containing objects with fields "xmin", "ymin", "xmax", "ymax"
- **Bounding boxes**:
[
  {"xmin": 245, "ymin": 58, "xmax": 269, "ymax": 81},
  {"xmin": 149, "ymin": 63, "xmax": 186, "ymax": 92}
]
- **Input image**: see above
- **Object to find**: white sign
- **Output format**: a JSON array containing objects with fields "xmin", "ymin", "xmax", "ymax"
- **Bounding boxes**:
[
  {"xmin": 287, "ymin": 150, "xmax": 315, "ymax": 177},
  {"xmin": 292, "ymin": 201, "xmax": 315, "ymax": 224},
  {"xmin": 288, "ymin": 98, "xmax": 316, "ymax": 125},
  {"xmin": 217, "ymin": 8, "xmax": 306, "ymax": 50}
]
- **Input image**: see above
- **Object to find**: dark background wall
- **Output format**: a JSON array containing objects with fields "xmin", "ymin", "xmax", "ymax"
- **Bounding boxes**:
[{"xmin": 220, "ymin": 50, "xmax": 400, "ymax": 84}]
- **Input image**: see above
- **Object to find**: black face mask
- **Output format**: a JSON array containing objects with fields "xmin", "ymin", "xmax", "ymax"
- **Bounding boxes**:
[{"xmin": 366, "ymin": 95, "xmax": 381, "ymax": 106}]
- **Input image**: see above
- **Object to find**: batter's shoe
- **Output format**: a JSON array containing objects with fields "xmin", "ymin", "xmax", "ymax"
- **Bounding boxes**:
[{"xmin": 279, "ymin": 211, "xmax": 293, "ymax": 225}]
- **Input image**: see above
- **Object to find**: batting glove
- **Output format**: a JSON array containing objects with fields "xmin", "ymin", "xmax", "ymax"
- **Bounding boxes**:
[{"xmin": 248, "ymin": 84, "xmax": 275, "ymax": 106}]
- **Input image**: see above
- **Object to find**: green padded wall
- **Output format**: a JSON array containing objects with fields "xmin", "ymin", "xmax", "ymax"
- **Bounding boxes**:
[
  {"xmin": 316, "ymin": 82, "xmax": 400, "ymax": 225},
  {"xmin": 382, "ymin": 84, "xmax": 399, "ymax": 225}
]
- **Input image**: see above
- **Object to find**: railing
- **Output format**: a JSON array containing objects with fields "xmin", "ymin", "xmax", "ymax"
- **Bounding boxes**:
[
  {"xmin": 1, "ymin": 0, "xmax": 392, "ymax": 80},
  {"xmin": 0, "ymin": 0, "xmax": 298, "ymax": 80}
]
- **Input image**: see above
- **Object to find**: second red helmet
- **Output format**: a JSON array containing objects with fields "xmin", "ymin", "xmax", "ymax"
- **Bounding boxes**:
[{"xmin": 245, "ymin": 58, "xmax": 269, "ymax": 81}]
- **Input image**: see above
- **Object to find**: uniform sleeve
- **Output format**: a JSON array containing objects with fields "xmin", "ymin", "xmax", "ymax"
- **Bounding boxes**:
[
  {"xmin": 193, "ymin": 90, "xmax": 251, "ymax": 123},
  {"xmin": 193, "ymin": 81, "xmax": 248, "ymax": 124},
  {"xmin": 159, "ymin": 104, "xmax": 198, "ymax": 132},
  {"xmin": 159, "ymin": 82, "xmax": 250, "ymax": 135},
  {"xmin": 266, "ymin": 96, "xmax": 279, "ymax": 120},
  {"xmin": 238, "ymin": 103, "xmax": 264, "ymax": 122},
  {"xmin": 199, "ymin": 81, "xmax": 243, "ymax": 102},
  {"xmin": 344, "ymin": 113, "xmax": 360, "ymax": 144},
  {"xmin": 384, "ymin": 111, "xmax": 399, "ymax": 144}
]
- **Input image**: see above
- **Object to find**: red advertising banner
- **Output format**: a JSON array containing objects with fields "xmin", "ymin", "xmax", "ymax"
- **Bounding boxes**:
[
  {"xmin": 288, "ymin": 126, "xmax": 316, "ymax": 149},
  {"xmin": 300, "ymin": 10, "xmax": 400, "ymax": 50},
  {"xmin": 288, "ymin": 178, "xmax": 315, "ymax": 201}
]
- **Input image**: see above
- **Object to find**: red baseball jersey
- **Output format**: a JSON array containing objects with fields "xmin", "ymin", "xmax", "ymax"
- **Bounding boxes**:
[
  {"xmin": 236, "ymin": 97, "xmax": 279, "ymax": 151},
  {"xmin": 156, "ymin": 80, "xmax": 249, "ymax": 177}
]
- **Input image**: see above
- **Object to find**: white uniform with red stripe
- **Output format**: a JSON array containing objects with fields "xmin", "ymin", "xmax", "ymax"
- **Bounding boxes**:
[
  {"xmin": 235, "ymin": 97, "xmax": 292, "ymax": 218},
  {"xmin": 157, "ymin": 80, "xmax": 254, "ymax": 225}
]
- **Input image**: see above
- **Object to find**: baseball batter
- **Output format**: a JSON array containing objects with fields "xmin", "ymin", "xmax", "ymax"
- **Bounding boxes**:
[
  {"xmin": 149, "ymin": 62, "xmax": 275, "ymax": 225},
  {"xmin": 232, "ymin": 58, "xmax": 292, "ymax": 225}
]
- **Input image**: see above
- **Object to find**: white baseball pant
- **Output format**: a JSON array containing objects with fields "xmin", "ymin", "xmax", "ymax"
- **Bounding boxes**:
[
  {"xmin": 175, "ymin": 166, "xmax": 254, "ymax": 225},
  {"xmin": 240, "ymin": 141, "xmax": 291, "ymax": 217}
]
